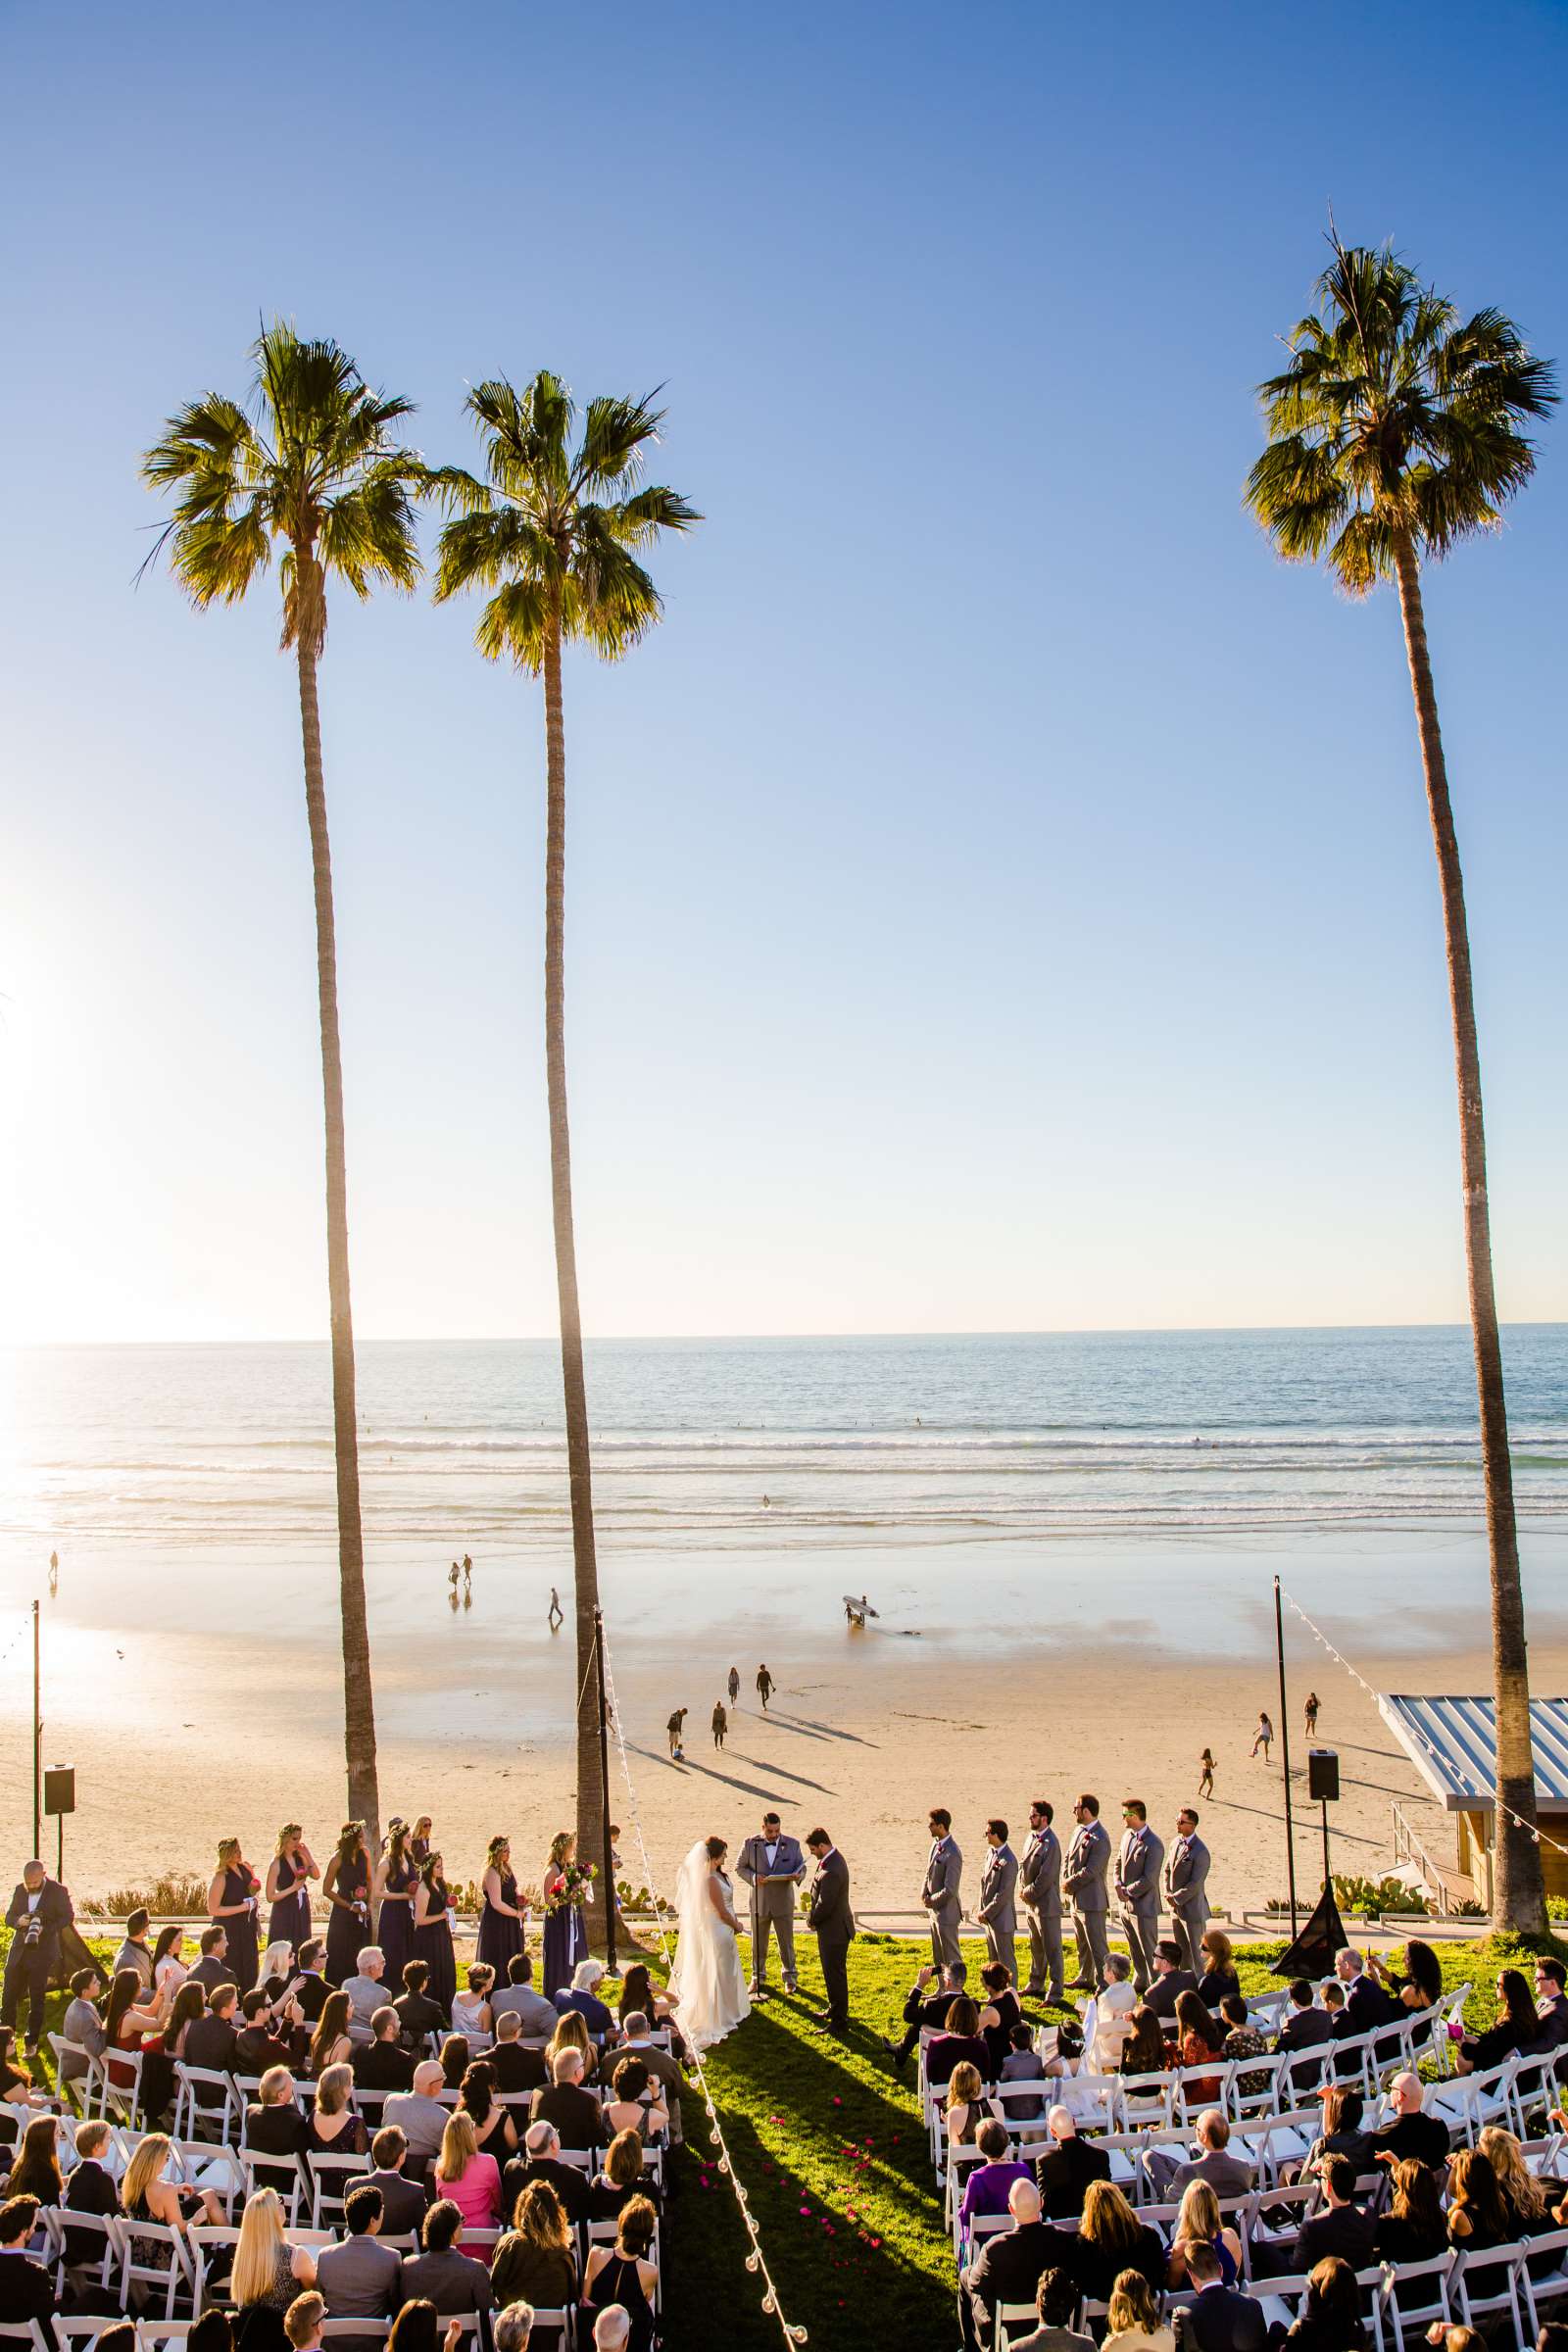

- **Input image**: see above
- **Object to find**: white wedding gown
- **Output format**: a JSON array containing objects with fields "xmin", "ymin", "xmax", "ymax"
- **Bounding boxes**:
[{"xmin": 669, "ymin": 1846, "xmax": 752, "ymax": 2050}]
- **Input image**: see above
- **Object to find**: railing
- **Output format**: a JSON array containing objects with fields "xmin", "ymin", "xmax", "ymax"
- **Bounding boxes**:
[{"xmin": 1392, "ymin": 1800, "xmax": 1453, "ymax": 1916}]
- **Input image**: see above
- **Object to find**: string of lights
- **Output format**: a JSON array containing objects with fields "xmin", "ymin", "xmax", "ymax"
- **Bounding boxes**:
[
  {"xmin": 1277, "ymin": 1581, "xmax": 1568, "ymax": 1865},
  {"xmin": 598, "ymin": 1626, "xmax": 808, "ymax": 2348}
]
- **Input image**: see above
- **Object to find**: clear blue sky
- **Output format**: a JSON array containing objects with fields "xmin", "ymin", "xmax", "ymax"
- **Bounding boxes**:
[{"xmin": 2, "ymin": 0, "xmax": 1565, "ymax": 1342}]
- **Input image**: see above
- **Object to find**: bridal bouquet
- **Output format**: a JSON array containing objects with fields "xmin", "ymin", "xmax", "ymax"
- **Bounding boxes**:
[{"xmin": 546, "ymin": 1859, "xmax": 597, "ymax": 1914}]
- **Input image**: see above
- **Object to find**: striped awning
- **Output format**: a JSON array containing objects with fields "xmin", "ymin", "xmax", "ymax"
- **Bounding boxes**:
[{"xmin": 1379, "ymin": 1692, "xmax": 1568, "ymax": 1814}]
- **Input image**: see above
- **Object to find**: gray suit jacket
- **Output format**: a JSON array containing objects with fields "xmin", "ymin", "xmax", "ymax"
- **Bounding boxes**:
[
  {"xmin": 807, "ymin": 1849, "xmax": 855, "ymax": 1947},
  {"xmin": 1171, "ymin": 2148, "xmax": 1254, "ymax": 2197},
  {"xmin": 1165, "ymin": 1833, "xmax": 1211, "ymax": 1917},
  {"xmin": 735, "ymin": 1834, "xmax": 806, "ymax": 1918},
  {"xmin": 317, "ymin": 2234, "xmax": 402, "ymax": 2320},
  {"xmin": 1062, "ymin": 1820, "xmax": 1110, "ymax": 1914},
  {"xmin": 1116, "ymin": 1826, "xmax": 1164, "ymax": 1918},
  {"xmin": 978, "ymin": 1844, "xmax": 1018, "ymax": 1936},
  {"xmin": 1019, "ymin": 1827, "xmax": 1062, "ymax": 1920},
  {"xmin": 922, "ymin": 1837, "xmax": 962, "ymax": 1919}
]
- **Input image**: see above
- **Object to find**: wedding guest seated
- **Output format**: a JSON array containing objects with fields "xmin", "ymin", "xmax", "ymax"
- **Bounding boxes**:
[
  {"xmin": 383, "ymin": 2060, "xmax": 453, "ymax": 2171},
  {"xmin": 925, "ymin": 1995, "xmax": 993, "ymax": 2087},
  {"xmin": 589, "ymin": 2129, "xmax": 656, "ymax": 2221},
  {"xmin": 314, "ymin": 2183, "xmax": 401, "ymax": 2335},
  {"xmin": 1334, "ymin": 1948, "xmax": 1399, "ymax": 2038},
  {"xmin": 123, "ymin": 2131, "xmax": 226, "ymax": 2250},
  {"xmin": 616, "ymin": 1963, "xmax": 685, "ymax": 2061},
  {"xmin": 1318, "ymin": 1983, "xmax": 1347, "ymax": 2048},
  {"xmin": 438, "ymin": 2034, "xmax": 470, "ymax": 2090},
  {"xmin": 958, "ymin": 2177, "xmax": 1055, "ymax": 2352},
  {"xmin": 0, "ymin": 2195, "xmax": 57, "ymax": 2339},
  {"xmin": 257, "ymin": 1941, "xmax": 295, "ymax": 2006},
  {"xmin": 490, "ymin": 2178, "xmax": 580, "ymax": 2309},
  {"xmin": 432, "ymin": 2112, "xmax": 501, "ymax": 2230},
  {"xmin": 543, "ymin": 2007, "xmax": 598, "ymax": 2085},
  {"xmin": 1168, "ymin": 2180, "xmax": 1244, "ymax": 2289},
  {"xmin": 310, "ymin": 2061, "xmax": 368, "ymax": 2159},
  {"xmin": 1174, "ymin": 2239, "xmax": 1264, "ymax": 2350},
  {"xmin": 1034, "ymin": 2103, "xmax": 1111, "ymax": 2220},
  {"xmin": 1367, "ymin": 1936, "xmax": 1442, "ymax": 2017},
  {"xmin": 1372, "ymin": 2157, "xmax": 1447, "ymax": 2266},
  {"xmin": 1144, "ymin": 1941, "xmax": 1199, "ymax": 2023},
  {"xmin": 353, "ymin": 2007, "xmax": 416, "ymax": 2092},
  {"xmin": 581, "ymin": 2195, "xmax": 658, "ymax": 2352},
  {"xmin": 1446, "ymin": 2146, "xmax": 1510, "ymax": 2250},
  {"xmin": 491, "ymin": 1954, "xmax": 558, "ymax": 2039},
  {"xmin": 1152, "ymin": 2110, "xmax": 1253, "ymax": 2202},
  {"xmin": 1169, "ymin": 1988, "xmax": 1226, "ymax": 2102},
  {"xmin": 618, "ymin": 2012, "xmax": 682, "ymax": 2144},
  {"xmin": 343, "ymin": 1951, "xmax": 388, "ymax": 2047},
  {"xmin": 365, "ymin": 2126, "xmax": 429, "ymax": 2238},
  {"xmin": 958, "ymin": 2118, "xmax": 1032, "ymax": 2231},
  {"xmin": 1535, "ymin": 1956, "xmax": 1568, "ymax": 2057},
  {"xmin": 291, "ymin": 1941, "xmax": 332, "ymax": 2026},
  {"xmin": 1276, "ymin": 2254, "xmax": 1367, "ymax": 2351},
  {"xmin": 945, "ymin": 2063, "xmax": 1002, "ymax": 2150},
  {"xmin": 114, "ymin": 1909, "xmax": 155, "ymax": 1992},
  {"xmin": 1082, "ymin": 1954, "xmax": 1139, "ymax": 2072},
  {"xmin": 1060, "ymin": 2180, "xmax": 1165, "ymax": 2305},
  {"xmin": 1298, "ymin": 2086, "xmax": 1373, "ymax": 2183},
  {"xmin": 3, "ymin": 2115, "xmax": 61, "ymax": 2207},
  {"xmin": 603, "ymin": 2056, "xmax": 667, "ymax": 2145},
  {"xmin": 184, "ymin": 1982, "xmax": 242, "ymax": 2087},
  {"xmin": 451, "ymin": 1966, "xmax": 495, "ymax": 2048},
  {"xmin": 399, "ymin": 2199, "xmax": 495, "ymax": 2317},
  {"xmin": 238, "ymin": 1985, "xmax": 300, "ymax": 2074},
  {"xmin": 1218, "ymin": 1995, "xmax": 1272, "ymax": 2100},
  {"xmin": 60, "ymin": 1966, "xmax": 107, "ymax": 2080},
  {"xmin": 247, "ymin": 2067, "xmax": 312, "ymax": 2190},
  {"xmin": 502, "ymin": 2120, "xmax": 591, "ymax": 2230},
  {"xmin": 0, "ymin": 2031, "xmax": 46, "ymax": 2131},
  {"xmin": 395, "ymin": 1961, "xmax": 447, "ymax": 2050},
  {"xmin": 1004, "ymin": 2268, "xmax": 1095, "ymax": 2352},
  {"xmin": 1291, "ymin": 2154, "xmax": 1375, "ymax": 2273},
  {"xmin": 979, "ymin": 1961, "xmax": 1024, "ymax": 2075},
  {"xmin": 1275, "ymin": 1979, "xmax": 1334, "ymax": 2090},
  {"xmin": 1000, "ymin": 2020, "xmax": 1049, "ymax": 2121},
  {"xmin": 309, "ymin": 1992, "xmax": 355, "ymax": 2078},
  {"xmin": 882, "ymin": 1958, "xmax": 968, "ymax": 2069},
  {"xmin": 554, "ymin": 1958, "xmax": 615, "ymax": 2044},
  {"xmin": 1102, "ymin": 2267, "xmax": 1173, "ymax": 2352},
  {"xmin": 529, "ymin": 2048, "xmax": 602, "ymax": 2153},
  {"xmin": 487, "ymin": 2010, "xmax": 548, "ymax": 2096},
  {"xmin": 60, "ymin": 2119, "xmax": 119, "ymax": 2267},
  {"xmin": 1197, "ymin": 1931, "xmax": 1241, "ymax": 2012},
  {"xmin": 1118, "ymin": 2006, "xmax": 1169, "ymax": 2080},
  {"xmin": 104, "ymin": 1964, "xmax": 170, "ymax": 2094},
  {"xmin": 188, "ymin": 1927, "xmax": 233, "ymax": 1995},
  {"xmin": 1370, "ymin": 2072, "xmax": 1450, "ymax": 2170},
  {"xmin": 1478, "ymin": 2126, "xmax": 1553, "ymax": 2238},
  {"xmin": 459, "ymin": 2060, "xmax": 517, "ymax": 2166},
  {"xmin": 1457, "ymin": 1966, "xmax": 1537, "ymax": 2074}
]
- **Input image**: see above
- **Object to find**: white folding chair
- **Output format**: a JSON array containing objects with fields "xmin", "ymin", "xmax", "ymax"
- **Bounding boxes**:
[
  {"xmin": 1519, "ymin": 2224, "xmax": 1568, "ymax": 2338},
  {"xmin": 308, "ymin": 2149, "xmax": 371, "ymax": 2229},
  {"xmin": 172, "ymin": 2066, "xmax": 239, "ymax": 2145},
  {"xmin": 119, "ymin": 2214, "xmax": 193, "ymax": 2318},
  {"xmin": 184, "ymin": 2225, "xmax": 238, "ymax": 2311},
  {"xmin": 40, "ymin": 2204, "xmax": 121, "ymax": 2294},
  {"xmin": 47, "ymin": 2036, "xmax": 104, "ymax": 2119},
  {"xmin": 240, "ymin": 2149, "xmax": 309, "ymax": 2225},
  {"xmin": 1379, "ymin": 2249, "xmax": 1455, "ymax": 2352},
  {"xmin": 1450, "ymin": 2238, "xmax": 1526, "ymax": 2338},
  {"xmin": 0, "ymin": 2325, "xmax": 52, "ymax": 2352}
]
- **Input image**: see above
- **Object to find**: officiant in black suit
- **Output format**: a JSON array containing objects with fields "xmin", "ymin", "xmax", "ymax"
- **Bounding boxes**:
[{"xmin": 806, "ymin": 1828, "xmax": 854, "ymax": 2035}]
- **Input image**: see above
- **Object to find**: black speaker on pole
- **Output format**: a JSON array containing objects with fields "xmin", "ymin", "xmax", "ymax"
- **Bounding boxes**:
[
  {"xmin": 1307, "ymin": 1748, "xmax": 1340, "ymax": 1803},
  {"xmin": 44, "ymin": 1767, "xmax": 75, "ymax": 1817}
]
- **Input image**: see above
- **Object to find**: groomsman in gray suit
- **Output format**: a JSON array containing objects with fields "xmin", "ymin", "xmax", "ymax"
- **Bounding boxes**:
[
  {"xmin": 1114, "ymin": 1799, "xmax": 1164, "ymax": 1993},
  {"xmin": 735, "ymin": 1810, "xmax": 807, "ymax": 1996},
  {"xmin": 1019, "ymin": 1800, "xmax": 1063, "ymax": 2003},
  {"xmin": 1063, "ymin": 1793, "xmax": 1111, "ymax": 1991},
  {"xmin": 1163, "ymin": 1806, "xmax": 1211, "ymax": 1977},
  {"xmin": 921, "ymin": 1809, "xmax": 963, "ymax": 1969},
  {"xmin": 976, "ymin": 1820, "xmax": 1019, "ymax": 1985}
]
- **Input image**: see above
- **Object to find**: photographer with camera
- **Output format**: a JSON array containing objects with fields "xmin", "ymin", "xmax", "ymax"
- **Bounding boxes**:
[{"xmin": 3, "ymin": 1859, "xmax": 74, "ymax": 2055}]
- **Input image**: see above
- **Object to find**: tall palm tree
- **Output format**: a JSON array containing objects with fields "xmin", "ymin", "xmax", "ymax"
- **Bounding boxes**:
[
  {"xmin": 142, "ymin": 322, "xmax": 428, "ymax": 1839},
  {"xmin": 434, "ymin": 374, "xmax": 699, "ymax": 1887},
  {"xmin": 1246, "ymin": 237, "xmax": 1557, "ymax": 1931}
]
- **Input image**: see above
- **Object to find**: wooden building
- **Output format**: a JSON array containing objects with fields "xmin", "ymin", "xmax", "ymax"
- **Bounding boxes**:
[{"xmin": 1380, "ymin": 1691, "xmax": 1568, "ymax": 1909}]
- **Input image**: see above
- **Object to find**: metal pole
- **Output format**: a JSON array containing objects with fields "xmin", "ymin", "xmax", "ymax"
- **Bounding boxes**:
[
  {"xmin": 594, "ymin": 1608, "xmax": 616, "ymax": 1975},
  {"xmin": 31, "ymin": 1600, "xmax": 40, "ymax": 1860},
  {"xmin": 1274, "ymin": 1576, "xmax": 1298, "ymax": 1939},
  {"xmin": 57, "ymin": 1810, "xmax": 63, "ymax": 1884},
  {"xmin": 1322, "ymin": 1798, "xmax": 1332, "ymax": 1895}
]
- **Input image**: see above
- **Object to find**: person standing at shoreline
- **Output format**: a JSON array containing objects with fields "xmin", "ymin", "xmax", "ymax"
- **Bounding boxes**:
[
  {"xmin": 756, "ymin": 1664, "xmax": 774, "ymax": 1710},
  {"xmin": 1304, "ymin": 1691, "xmax": 1320, "ymax": 1737},
  {"xmin": 548, "ymin": 1588, "xmax": 564, "ymax": 1632},
  {"xmin": 710, "ymin": 1701, "xmax": 727, "ymax": 1750},
  {"xmin": 727, "ymin": 1666, "xmax": 740, "ymax": 1707}
]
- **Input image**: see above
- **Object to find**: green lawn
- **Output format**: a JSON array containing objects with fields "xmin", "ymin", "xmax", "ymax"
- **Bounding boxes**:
[{"xmin": 9, "ymin": 1924, "xmax": 1549, "ymax": 2352}]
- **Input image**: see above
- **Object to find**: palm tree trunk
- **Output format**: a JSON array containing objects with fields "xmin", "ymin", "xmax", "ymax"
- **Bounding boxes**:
[
  {"xmin": 541, "ymin": 618, "xmax": 608, "ymax": 1926},
  {"xmin": 1392, "ymin": 530, "xmax": 1543, "ymax": 1933},
  {"xmin": 296, "ymin": 631, "xmax": 381, "ymax": 1843}
]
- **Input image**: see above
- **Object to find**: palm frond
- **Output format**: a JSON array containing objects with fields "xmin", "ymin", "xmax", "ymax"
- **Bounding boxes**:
[{"xmin": 574, "ymin": 393, "xmax": 664, "ymax": 493}]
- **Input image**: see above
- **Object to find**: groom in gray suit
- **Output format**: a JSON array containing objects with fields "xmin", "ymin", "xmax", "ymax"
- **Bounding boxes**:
[
  {"xmin": 1114, "ymin": 1799, "xmax": 1164, "ymax": 1993},
  {"xmin": 977, "ymin": 1820, "xmax": 1019, "ymax": 1986},
  {"xmin": 1019, "ymin": 1800, "xmax": 1064, "ymax": 2003},
  {"xmin": 805, "ymin": 1827, "xmax": 855, "ymax": 2034},
  {"xmin": 922, "ymin": 1809, "xmax": 963, "ymax": 1970},
  {"xmin": 735, "ymin": 1811, "xmax": 806, "ymax": 1996},
  {"xmin": 1163, "ymin": 1807, "xmax": 1211, "ymax": 1977}
]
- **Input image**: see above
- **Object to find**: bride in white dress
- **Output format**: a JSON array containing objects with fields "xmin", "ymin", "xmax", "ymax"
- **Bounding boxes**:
[{"xmin": 669, "ymin": 1835, "xmax": 752, "ymax": 2050}]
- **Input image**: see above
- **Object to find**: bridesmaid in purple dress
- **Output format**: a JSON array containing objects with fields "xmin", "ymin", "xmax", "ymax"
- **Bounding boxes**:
[
  {"xmin": 373, "ymin": 1821, "xmax": 418, "ymax": 1990},
  {"xmin": 264, "ymin": 1824, "xmax": 318, "ymax": 1955},
  {"xmin": 206, "ymin": 1838, "xmax": 261, "ymax": 1993},
  {"xmin": 412, "ymin": 1851, "xmax": 458, "ymax": 2021},
  {"xmin": 322, "ymin": 1822, "xmax": 373, "ymax": 1987},
  {"xmin": 475, "ymin": 1836, "xmax": 526, "ymax": 1976}
]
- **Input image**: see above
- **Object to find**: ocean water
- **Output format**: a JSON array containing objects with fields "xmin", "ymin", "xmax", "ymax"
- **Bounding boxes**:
[{"xmin": 4, "ymin": 1325, "xmax": 1568, "ymax": 1562}]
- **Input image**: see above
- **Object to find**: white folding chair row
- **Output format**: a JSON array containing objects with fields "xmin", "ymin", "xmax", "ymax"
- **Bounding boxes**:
[
  {"xmin": 1246, "ymin": 2262, "xmax": 1391, "ymax": 2352},
  {"xmin": 48, "ymin": 2035, "xmax": 107, "ymax": 2119}
]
